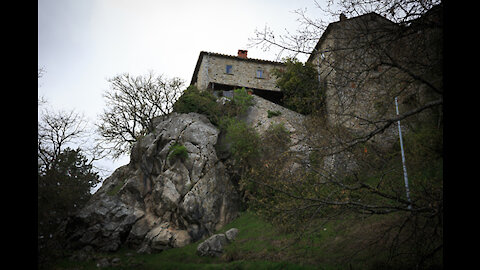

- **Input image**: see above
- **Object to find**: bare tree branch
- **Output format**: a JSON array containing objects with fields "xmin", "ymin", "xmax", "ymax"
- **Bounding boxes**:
[
  {"xmin": 38, "ymin": 108, "xmax": 88, "ymax": 173},
  {"xmin": 96, "ymin": 72, "xmax": 184, "ymax": 159}
]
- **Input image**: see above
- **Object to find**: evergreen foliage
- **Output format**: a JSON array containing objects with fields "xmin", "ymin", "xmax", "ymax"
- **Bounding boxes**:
[
  {"xmin": 222, "ymin": 118, "xmax": 260, "ymax": 169},
  {"xmin": 38, "ymin": 147, "xmax": 101, "ymax": 259},
  {"xmin": 272, "ymin": 57, "xmax": 323, "ymax": 115},
  {"xmin": 231, "ymin": 87, "xmax": 254, "ymax": 115}
]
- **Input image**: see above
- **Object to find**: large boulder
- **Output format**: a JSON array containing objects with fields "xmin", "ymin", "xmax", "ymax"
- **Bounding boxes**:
[
  {"xmin": 196, "ymin": 234, "xmax": 228, "ymax": 257},
  {"xmin": 225, "ymin": 228, "xmax": 239, "ymax": 242},
  {"xmin": 196, "ymin": 228, "xmax": 239, "ymax": 257},
  {"xmin": 59, "ymin": 113, "xmax": 240, "ymax": 253}
]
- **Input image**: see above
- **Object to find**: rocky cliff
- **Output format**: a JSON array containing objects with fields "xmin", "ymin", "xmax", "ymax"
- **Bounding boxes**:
[
  {"xmin": 58, "ymin": 94, "xmax": 310, "ymax": 254},
  {"xmin": 245, "ymin": 95, "xmax": 308, "ymax": 154},
  {"xmin": 59, "ymin": 113, "xmax": 240, "ymax": 253}
]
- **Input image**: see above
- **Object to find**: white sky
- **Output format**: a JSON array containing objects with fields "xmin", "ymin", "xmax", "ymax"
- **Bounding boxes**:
[{"xmin": 38, "ymin": 0, "xmax": 332, "ymax": 181}]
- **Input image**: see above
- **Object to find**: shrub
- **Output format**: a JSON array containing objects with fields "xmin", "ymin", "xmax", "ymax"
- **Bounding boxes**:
[
  {"xmin": 220, "ymin": 117, "xmax": 260, "ymax": 169},
  {"xmin": 168, "ymin": 143, "xmax": 188, "ymax": 162},
  {"xmin": 267, "ymin": 110, "xmax": 282, "ymax": 118},
  {"xmin": 272, "ymin": 57, "xmax": 323, "ymax": 115},
  {"xmin": 173, "ymin": 85, "xmax": 220, "ymax": 124},
  {"xmin": 262, "ymin": 123, "xmax": 291, "ymax": 156},
  {"xmin": 107, "ymin": 177, "xmax": 127, "ymax": 196},
  {"xmin": 173, "ymin": 86, "xmax": 255, "ymax": 126},
  {"xmin": 232, "ymin": 88, "xmax": 254, "ymax": 115}
]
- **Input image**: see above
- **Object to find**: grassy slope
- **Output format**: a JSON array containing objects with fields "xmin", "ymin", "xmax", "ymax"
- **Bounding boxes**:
[{"xmin": 53, "ymin": 211, "xmax": 405, "ymax": 270}]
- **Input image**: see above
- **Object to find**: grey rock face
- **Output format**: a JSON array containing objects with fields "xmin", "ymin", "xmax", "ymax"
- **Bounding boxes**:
[
  {"xmin": 196, "ymin": 228, "xmax": 239, "ymax": 257},
  {"xmin": 196, "ymin": 234, "xmax": 229, "ymax": 257},
  {"xmin": 245, "ymin": 95, "xmax": 308, "ymax": 152},
  {"xmin": 244, "ymin": 95, "xmax": 311, "ymax": 168},
  {"xmin": 59, "ymin": 113, "xmax": 240, "ymax": 253},
  {"xmin": 225, "ymin": 228, "xmax": 239, "ymax": 242}
]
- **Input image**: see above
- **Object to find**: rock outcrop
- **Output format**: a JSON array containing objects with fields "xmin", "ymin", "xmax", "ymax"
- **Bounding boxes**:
[
  {"xmin": 59, "ymin": 113, "xmax": 240, "ymax": 253},
  {"xmin": 196, "ymin": 228, "xmax": 239, "ymax": 257},
  {"xmin": 244, "ymin": 95, "xmax": 310, "ymax": 155}
]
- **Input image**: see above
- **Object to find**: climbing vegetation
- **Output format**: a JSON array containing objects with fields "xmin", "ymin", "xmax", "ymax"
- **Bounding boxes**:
[{"xmin": 272, "ymin": 57, "xmax": 323, "ymax": 115}]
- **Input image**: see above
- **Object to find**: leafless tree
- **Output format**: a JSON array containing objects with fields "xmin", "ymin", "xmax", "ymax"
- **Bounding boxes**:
[
  {"xmin": 96, "ymin": 71, "xmax": 184, "ymax": 159},
  {"xmin": 38, "ymin": 67, "xmax": 45, "ymax": 78},
  {"xmin": 38, "ymin": 67, "xmax": 48, "ymax": 105},
  {"xmin": 37, "ymin": 104, "xmax": 103, "ymax": 266},
  {"xmin": 250, "ymin": 0, "xmax": 443, "ymax": 147},
  {"xmin": 37, "ymin": 69, "xmax": 100, "ymax": 170},
  {"xmin": 38, "ymin": 108, "xmax": 88, "ymax": 174},
  {"xmin": 249, "ymin": 0, "xmax": 441, "ymax": 59},
  {"xmin": 246, "ymin": 1, "xmax": 443, "ymax": 267}
]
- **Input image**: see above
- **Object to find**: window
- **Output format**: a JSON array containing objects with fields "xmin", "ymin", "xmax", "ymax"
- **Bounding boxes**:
[
  {"xmin": 226, "ymin": 65, "xmax": 233, "ymax": 74},
  {"xmin": 256, "ymin": 69, "xmax": 263, "ymax": 78}
]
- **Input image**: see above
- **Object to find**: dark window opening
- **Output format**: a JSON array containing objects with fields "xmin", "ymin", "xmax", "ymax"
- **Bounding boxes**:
[
  {"xmin": 226, "ymin": 65, "xmax": 233, "ymax": 74},
  {"xmin": 256, "ymin": 69, "xmax": 263, "ymax": 78}
]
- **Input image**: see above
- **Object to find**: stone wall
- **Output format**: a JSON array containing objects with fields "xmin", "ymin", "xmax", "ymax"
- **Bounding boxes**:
[
  {"xmin": 306, "ymin": 10, "xmax": 442, "ymax": 148},
  {"xmin": 308, "ymin": 14, "xmax": 401, "ymax": 133},
  {"xmin": 195, "ymin": 53, "xmax": 284, "ymax": 92},
  {"xmin": 244, "ymin": 95, "xmax": 307, "ymax": 152}
]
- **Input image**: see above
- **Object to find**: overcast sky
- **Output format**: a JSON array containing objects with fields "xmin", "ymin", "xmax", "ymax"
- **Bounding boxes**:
[{"xmin": 38, "ymin": 0, "xmax": 331, "ymax": 182}]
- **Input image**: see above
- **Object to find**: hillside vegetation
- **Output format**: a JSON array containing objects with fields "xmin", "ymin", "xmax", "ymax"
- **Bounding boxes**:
[
  {"xmin": 41, "ymin": 2, "xmax": 442, "ymax": 269},
  {"xmin": 52, "ymin": 85, "xmax": 442, "ymax": 269},
  {"xmin": 55, "ymin": 211, "xmax": 416, "ymax": 269}
]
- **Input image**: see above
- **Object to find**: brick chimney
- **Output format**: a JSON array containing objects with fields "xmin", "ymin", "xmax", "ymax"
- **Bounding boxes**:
[{"xmin": 237, "ymin": 49, "xmax": 248, "ymax": 59}]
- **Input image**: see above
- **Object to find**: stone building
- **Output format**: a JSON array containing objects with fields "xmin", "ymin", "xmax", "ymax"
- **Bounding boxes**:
[
  {"xmin": 307, "ymin": 12, "xmax": 399, "ymax": 131},
  {"xmin": 190, "ymin": 5, "xmax": 442, "ymax": 137},
  {"xmin": 305, "ymin": 5, "xmax": 442, "ymax": 144},
  {"xmin": 190, "ymin": 50, "xmax": 285, "ymax": 103}
]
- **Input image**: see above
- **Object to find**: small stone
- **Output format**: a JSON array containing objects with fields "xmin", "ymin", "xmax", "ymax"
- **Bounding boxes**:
[
  {"xmin": 96, "ymin": 258, "xmax": 110, "ymax": 268},
  {"xmin": 225, "ymin": 228, "xmax": 239, "ymax": 242},
  {"xmin": 197, "ymin": 234, "xmax": 228, "ymax": 257},
  {"xmin": 111, "ymin": 257, "xmax": 121, "ymax": 266}
]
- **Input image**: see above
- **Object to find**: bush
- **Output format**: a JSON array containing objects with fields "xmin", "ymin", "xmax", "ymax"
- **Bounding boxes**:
[
  {"xmin": 173, "ymin": 85, "xmax": 220, "ymax": 124},
  {"xmin": 223, "ymin": 118, "xmax": 260, "ymax": 167},
  {"xmin": 232, "ymin": 88, "xmax": 254, "ymax": 115},
  {"xmin": 272, "ymin": 57, "xmax": 323, "ymax": 115},
  {"xmin": 168, "ymin": 143, "xmax": 189, "ymax": 162},
  {"xmin": 267, "ymin": 110, "xmax": 282, "ymax": 118},
  {"xmin": 173, "ymin": 86, "xmax": 255, "ymax": 126},
  {"xmin": 261, "ymin": 123, "xmax": 291, "ymax": 158}
]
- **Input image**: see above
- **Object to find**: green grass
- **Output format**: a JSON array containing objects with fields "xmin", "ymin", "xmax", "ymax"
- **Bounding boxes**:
[
  {"xmin": 50, "ymin": 211, "xmax": 426, "ymax": 270},
  {"xmin": 51, "ymin": 212, "xmax": 318, "ymax": 270}
]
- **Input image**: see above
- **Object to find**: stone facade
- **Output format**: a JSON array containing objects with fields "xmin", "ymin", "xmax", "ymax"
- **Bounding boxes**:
[
  {"xmin": 307, "ymin": 12, "xmax": 401, "ymax": 132},
  {"xmin": 191, "ymin": 51, "xmax": 284, "ymax": 92},
  {"xmin": 305, "ymin": 7, "xmax": 442, "ymax": 145}
]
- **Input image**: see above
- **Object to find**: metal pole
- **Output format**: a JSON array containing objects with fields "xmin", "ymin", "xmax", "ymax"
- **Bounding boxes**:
[{"xmin": 395, "ymin": 97, "xmax": 412, "ymax": 209}]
